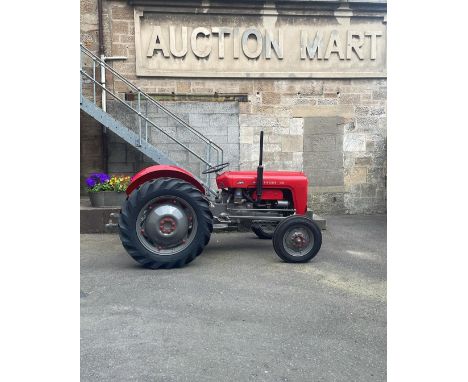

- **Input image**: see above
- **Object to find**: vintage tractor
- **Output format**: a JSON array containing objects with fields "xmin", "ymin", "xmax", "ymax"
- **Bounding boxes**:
[{"xmin": 118, "ymin": 131, "xmax": 322, "ymax": 269}]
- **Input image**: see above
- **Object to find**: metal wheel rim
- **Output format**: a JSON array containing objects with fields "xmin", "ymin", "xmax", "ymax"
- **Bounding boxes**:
[
  {"xmin": 136, "ymin": 196, "xmax": 198, "ymax": 256},
  {"xmin": 282, "ymin": 225, "xmax": 314, "ymax": 257}
]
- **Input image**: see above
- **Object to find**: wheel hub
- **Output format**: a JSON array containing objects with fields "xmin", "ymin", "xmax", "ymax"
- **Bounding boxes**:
[
  {"xmin": 143, "ymin": 203, "xmax": 189, "ymax": 246},
  {"xmin": 283, "ymin": 226, "xmax": 314, "ymax": 256},
  {"xmin": 159, "ymin": 216, "xmax": 177, "ymax": 234},
  {"xmin": 291, "ymin": 232, "xmax": 308, "ymax": 249}
]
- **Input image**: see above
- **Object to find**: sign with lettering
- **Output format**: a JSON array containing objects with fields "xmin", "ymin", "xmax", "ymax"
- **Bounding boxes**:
[{"xmin": 134, "ymin": 9, "xmax": 386, "ymax": 78}]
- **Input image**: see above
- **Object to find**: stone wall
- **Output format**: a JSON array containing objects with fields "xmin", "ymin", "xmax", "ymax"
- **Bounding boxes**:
[
  {"xmin": 80, "ymin": 0, "xmax": 387, "ymax": 214},
  {"xmin": 80, "ymin": 110, "xmax": 105, "ymax": 194},
  {"xmin": 106, "ymin": 100, "xmax": 240, "ymax": 189}
]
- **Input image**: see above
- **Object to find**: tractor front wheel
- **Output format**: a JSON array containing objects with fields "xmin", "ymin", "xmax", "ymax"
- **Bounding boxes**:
[
  {"xmin": 272, "ymin": 216, "xmax": 322, "ymax": 263},
  {"xmin": 118, "ymin": 178, "xmax": 213, "ymax": 269}
]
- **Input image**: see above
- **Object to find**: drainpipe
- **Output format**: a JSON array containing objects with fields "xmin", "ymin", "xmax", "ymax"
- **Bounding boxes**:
[
  {"xmin": 97, "ymin": 0, "xmax": 127, "ymax": 173},
  {"xmin": 98, "ymin": 0, "xmax": 106, "ymax": 112},
  {"xmin": 97, "ymin": 0, "xmax": 108, "ymax": 173}
]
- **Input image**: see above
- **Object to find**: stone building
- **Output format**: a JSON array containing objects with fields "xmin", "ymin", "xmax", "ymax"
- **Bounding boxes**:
[{"xmin": 80, "ymin": 0, "xmax": 387, "ymax": 214}]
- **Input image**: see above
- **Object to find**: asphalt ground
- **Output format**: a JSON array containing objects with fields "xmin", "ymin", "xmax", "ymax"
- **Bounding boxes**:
[{"xmin": 81, "ymin": 215, "xmax": 386, "ymax": 382}]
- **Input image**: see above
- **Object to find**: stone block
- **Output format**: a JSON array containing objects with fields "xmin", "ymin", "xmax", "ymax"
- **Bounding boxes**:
[
  {"xmin": 119, "ymin": 35, "xmax": 134, "ymax": 43},
  {"xmin": 150, "ymin": 117, "xmax": 169, "ymax": 128},
  {"xmin": 227, "ymin": 126, "xmax": 239, "ymax": 142},
  {"xmin": 359, "ymin": 183, "xmax": 378, "ymax": 198},
  {"xmin": 188, "ymin": 114, "xmax": 209, "ymax": 128},
  {"xmin": 210, "ymin": 135, "xmax": 228, "ymax": 145},
  {"xmin": 372, "ymin": 153, "xmax": 386, "ymax": 167},
  {"xmin": 310, "ymin": 192, "xmax": 346, "ymax": 214},
  {"xmin": 264, "ymin": 143, "xmax": 282, "ymax": 153},
  {"xmin": 225, "ymin": 143, "xmax": 240, "ymax": 165},
  {"xmin": 176, "ymin": 81, "xmax": 191, "ymax": 93},
  {"xmin": 355, "ymin": 117, "xmax": 379, "ymax": 132},
  {"xmin": 293, "ymin": 104, "xmax": 354, "ymax": 118},
  {"xmin": 239, "ymin": 102, "xmax": 251, "ymax": 114},
  {"xmin": 290, "ymin": 118, "xmax": 304, "ymax": 135},
  {"xmin": 207, "ymin": 123, "xmax": 229, "ymax": 137},
  {"xmin": 343, "ymin": 133, "xmax": 366, "ymax": 152},
  {"xmin": 253, "ymin": 80, "xmax": 275, "ymax": 92},
  {"xmin": 112, "ymin": 5, "xmax": 133, "ymax": 20},
  {"xmin": 292, "ymin": 151, "xmax": 303, "ymax": 164},
  {"xmin": 112, "ymin": 21, "xmax": 129, "ymax": 35},
  {"xmin": 355, "ymin": 106, "xmax": 370, "ymax": 116},
  {"xmin": 344, "ymin": 167, "xmax": 367, "ymax": 184},
  {"xmin": 338, "ymin": 94, "xmax": 361, "ymax": 104},
  {"xmin": 281, "ymin": 135, "xmax": 303, "ymax": 153},
  {"xmin": 222, "ymin": 113, "xmax": 240, "ymax": 127},
  {"xmin": 317, "ymin": 98, "xmax": 338, "ymax": 105},
  {"xmin": 355, "ymin": 156, "xmax": 372, "ymax": 166},
  {"xmin": 277, "ymin": 152, "xmax": 294, "ymax": 162},
  {"xmin": 372, "ymin": 88, "xmax": 387, "ymax": 100},
  {"xmin": 272, "ymin": 125, "xmax": 290, "ymax": 135},
  {"xmin": 367, "ymin": 167, "xmax": 386, "ymax": 184},
  {"xmin": 81, "ymin": 0, "xmax": 97, "ymax": 14},
  {"xmin": 370, "ymin": 106, "xmax": 386, "ymax": 116},
  {"xmin": 262, "ymin": 92, "xmax": 281, "ymax": 105},
  {"xmin": 240, "ymin": 126, "xmax": 253, "ymax": 144},
  {"xmin": 303, "ymin": 134, "xmax": 337, "ymax": 152},
  {"xmin": 108, "ymin": 143, "xmax": 127, "ymax": 163},
  {"xmin": 366, "ymin": 140, "xmax": 375, "ymax": 151},
  {"xmin": 108, "ymin": 163, "xmax": 135, "ymax": 173},
  {"xmin": 306, "ymin": 169, "xmax": 344, "ymax": 187},
  {"xmin": 303, "ymin": 117, "xmax": 341, "ymax": 135},
  {"xmin": 81, "ymin": 14, "xmax": 98, "ymax": 30},
  {"xmin": 265, "ymin": 134, "xmax": 281, "ymax": 144},
  {"xmin": 343, "ymin": 121, "xmax": 355, "ymax": 131},
  {"xmin": 303, "ymin": 151, "xmax": 343, "ymax": 170},
  {"xmin": 167, "ymin": 150, "xmax": 189, "ymax": 164}
]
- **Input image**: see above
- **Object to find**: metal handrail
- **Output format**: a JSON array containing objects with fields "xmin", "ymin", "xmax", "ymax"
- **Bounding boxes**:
[
  {"xmin": 80, "ymin": 44, "xmax": 223, "ymax": 162},
  {"xmin": 81, "ymin": 69, "xmax": 216, "ymax": 169}
]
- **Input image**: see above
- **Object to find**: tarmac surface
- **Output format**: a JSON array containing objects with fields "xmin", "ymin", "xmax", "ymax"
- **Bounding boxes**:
[{"xmin": 81, "ymin": 215, "xmax": 386, "ymax": 382}]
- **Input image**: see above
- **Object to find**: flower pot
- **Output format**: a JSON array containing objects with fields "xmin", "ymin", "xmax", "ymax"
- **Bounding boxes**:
[{"xmin": 88, "ymin": 191, "xmax": 126, "ymax": 208}]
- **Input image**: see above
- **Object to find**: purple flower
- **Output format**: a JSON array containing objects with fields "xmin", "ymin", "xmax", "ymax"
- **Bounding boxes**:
[
  {"xmin": 86, "ymin": 177, "xmax": 96, "ymax": 188},
  {"xmin": 86, "ymin": 173, "xmax": 110, "ymax": 188}
]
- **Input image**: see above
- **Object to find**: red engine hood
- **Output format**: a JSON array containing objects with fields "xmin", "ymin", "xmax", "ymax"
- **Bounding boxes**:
[{"xmin": 216, "ymin": 170, "xmax": 309, "ymax": 214}]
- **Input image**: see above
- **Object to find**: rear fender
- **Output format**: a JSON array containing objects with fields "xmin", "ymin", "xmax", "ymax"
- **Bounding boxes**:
[{"xmin": 126, "ymin": 165, "xmax": 205, "ymax": 196}]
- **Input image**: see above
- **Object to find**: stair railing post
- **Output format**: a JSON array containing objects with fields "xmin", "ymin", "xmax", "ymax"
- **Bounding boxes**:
[
  {"xmin": 145, "ymin": 95, "xmax": 148, "ymax": 142},
  {"xmin": 80, "ymin": 45, "xmax": 83, "ymax": 105},
  {"xmin": 138, "ymin": 91, "xmax": 142, "ymax": 147},
  {"xmin": 92, "ymin": 59, "xmax": 96, "ymax": 104},
  {"xmin": 100, "ymin": 54, "xmax": 107, "ymax": 112},
  {"xmin": 205, "ymin": 142, "xmax": 211, "ymax": 187}
]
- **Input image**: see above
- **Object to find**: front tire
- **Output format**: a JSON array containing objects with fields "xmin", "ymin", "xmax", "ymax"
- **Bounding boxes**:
[
  {"xmin": 118, "ymin": 178, "xmax": 213, "ymax": 269},
  {"xmin": 272, "ymin": 216, "xmax": 322, "ymax": 263}
]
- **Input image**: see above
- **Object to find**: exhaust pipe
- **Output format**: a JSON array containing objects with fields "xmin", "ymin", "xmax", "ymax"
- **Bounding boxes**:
[{"xmin": 256, "ymin": 131, "xmax": 264, "ymax": 201}]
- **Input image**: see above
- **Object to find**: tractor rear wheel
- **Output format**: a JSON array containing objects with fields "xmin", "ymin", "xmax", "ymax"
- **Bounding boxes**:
[
  {"xmin": 251, "ymin": 222, "xmax": 277, "ymax": 239},
  {"xmin": 272, "ymin": 216, "xmax": 322, "ymax": 263},
  {"xmin": 118, "ymin": 178, "xmax": 213, "ymax": 269}
]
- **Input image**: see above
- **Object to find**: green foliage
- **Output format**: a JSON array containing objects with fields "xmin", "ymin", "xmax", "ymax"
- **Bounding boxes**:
[{"xmin": 86, "ymin": 174, "xmax": 131, "ymax": 193}]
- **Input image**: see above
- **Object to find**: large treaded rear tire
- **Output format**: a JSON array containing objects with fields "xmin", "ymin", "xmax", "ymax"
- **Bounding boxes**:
[{"xmin": 118, "ymin": 178, "xmax": 213, "ymax": 269}]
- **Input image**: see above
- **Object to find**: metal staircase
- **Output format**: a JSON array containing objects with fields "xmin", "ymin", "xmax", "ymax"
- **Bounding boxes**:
[{"xmin": 80, "ymin": 44, "xmax": 223, "ymax": 196}]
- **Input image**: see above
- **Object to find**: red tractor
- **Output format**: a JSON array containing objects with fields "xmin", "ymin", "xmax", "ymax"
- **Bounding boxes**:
[{"xmin": 118, "ymin": 131, "xmax": 322, "ymax": 269}]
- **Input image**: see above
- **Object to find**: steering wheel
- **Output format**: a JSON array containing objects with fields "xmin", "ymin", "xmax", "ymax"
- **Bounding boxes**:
[{"xmin": 202, "ymin": 162, "xmax": 230, "ymax": 174}]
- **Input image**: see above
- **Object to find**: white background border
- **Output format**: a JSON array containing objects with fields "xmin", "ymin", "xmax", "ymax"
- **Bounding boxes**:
[{"xmin": 0, "ymin": 1, "xmax": 467, "ymax": 381}]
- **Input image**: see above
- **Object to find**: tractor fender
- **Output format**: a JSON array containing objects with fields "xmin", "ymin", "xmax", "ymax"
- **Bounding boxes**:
[{"xmin": 126, "ymin": 165, "xmax": 205, "ymax": 196}]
